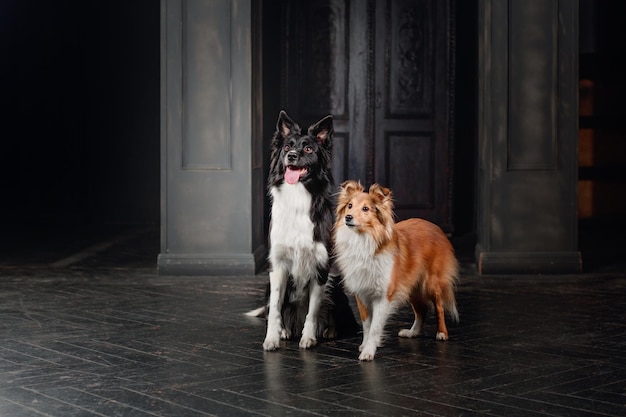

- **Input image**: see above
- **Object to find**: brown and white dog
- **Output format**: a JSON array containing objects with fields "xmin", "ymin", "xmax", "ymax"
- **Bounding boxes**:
[{"xmin": 333, "ymin": 180, "xmax": 459, "ymax": 360}]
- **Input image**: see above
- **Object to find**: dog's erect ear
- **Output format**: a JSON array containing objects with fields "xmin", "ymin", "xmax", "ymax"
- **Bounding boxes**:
[
  {"xmin": 340, "ymin": 180, "xmax": 363, "ymax": 197},
  {"xmin": 277, "ymin": 110, "xmax": 300, "ymax": 138},
  {"xmin": 337, "ymin": 180, "xmax": 363, "ymax": 216},
  {"xmin": 308, "ymin": 115, "xmax": 334, "ymax": 145},
  {"xmin": 370, "ymin": 184, "xmax": 395, "ymax": 236},
  {"xmin": 369, "ymin": 184, "xmax": 392, "ymax": 205}
]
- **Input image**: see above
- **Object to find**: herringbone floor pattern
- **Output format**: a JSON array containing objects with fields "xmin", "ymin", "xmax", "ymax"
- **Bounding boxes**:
[{"xmin": 0, "ymin": 226, "xmax": 624, "ymax": 416}]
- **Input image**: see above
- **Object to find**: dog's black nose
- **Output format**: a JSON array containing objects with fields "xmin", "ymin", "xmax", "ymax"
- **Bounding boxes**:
[
  {"xmin": 345, "ymin": 214, "xmax": 353, "ymax": 222},
  {"xmin": 287, "ymin": 151, "xmax": 298, "ymax": 162}
]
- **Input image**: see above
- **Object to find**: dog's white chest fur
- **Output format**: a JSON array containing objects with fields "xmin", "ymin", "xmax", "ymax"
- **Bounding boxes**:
[
  {"xmin": 334, "ymin": 226, "xmax": 394, "ymax": 300},
  {"xmin": 269, "ymin": 183, "xmax": 328, "ymax": 283}
]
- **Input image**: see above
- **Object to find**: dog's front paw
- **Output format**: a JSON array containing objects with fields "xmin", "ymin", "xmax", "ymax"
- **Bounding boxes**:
[
  {"xmin": 358, "ymin": 340, "xmax": 377, "ymax": 360},
  {"xmin": 299, "ymin": 335, "xmax": 317, "ymax": 349},
  {"xmin": 399, "ymin": 328, "xmax": 420, "ymax": 338},
  {"xmin": 263, "ymin": 337, "xmax": 281, "ymax": 351},
  {"xmin": 436, "ymin": 331, "xmax": 449, "ymax": 341},
  {"xmin": 358, "ymin": 348, "xmax": 376, "ymax": 361}
]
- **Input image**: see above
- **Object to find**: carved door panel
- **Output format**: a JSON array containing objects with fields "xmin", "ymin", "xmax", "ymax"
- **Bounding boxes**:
[
  {"xmin": 373, "ymin": 0, "xmax": 454, "ymax": 229},
  {"xmin": 280, "ymin": 0, "xmax": 454, "ymax": 231},
  {"xmin": 280, "ymin": 0, "xmax": 370, "ymax": 187}
]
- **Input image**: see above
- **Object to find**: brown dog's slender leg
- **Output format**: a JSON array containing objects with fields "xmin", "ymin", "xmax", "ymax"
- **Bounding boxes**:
[
  {"xmin": 355, "ymin": 295, "xmax": 368, "ymax": 322},
  {"xmin": 433, "ymin": 294, "xmax": 449, "ymax": 341},
  {"xmin": 355, "ymin": 295, "xmax": 371, "ymax": 352},
  {"xmin": 399, "ymin": 292, "xmax": 428, "ymax": 338}
]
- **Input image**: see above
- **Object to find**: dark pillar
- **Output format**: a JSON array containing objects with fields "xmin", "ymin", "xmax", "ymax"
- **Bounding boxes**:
[
  {"xmin": 158, "ymin": 0, "xmax": 266, "ymax": 275},
  {"xmin": 476, "ymin": 0, "xmax": 582, "ymax": 274}
]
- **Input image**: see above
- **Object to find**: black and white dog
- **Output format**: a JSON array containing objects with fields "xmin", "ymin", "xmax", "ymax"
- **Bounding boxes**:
[{"xmin": 247, "ymin": 110, "xmax": 357, "ymax": 351}]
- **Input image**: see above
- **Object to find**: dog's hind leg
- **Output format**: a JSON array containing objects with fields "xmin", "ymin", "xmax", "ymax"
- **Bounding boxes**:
[
  {"xmin": 299, "ymin": 281, "xmax": 323, "ymax": 348},
  {"xmin": 433, "ymin": 289, "xmax": 450, "ymax": 341},
  {"xmin": 264, "ymin": 268, "xmax": 288, "ymax": 351},
  {"xmin": 399, "ymin": 292, "xmax": 428, "ymax": 338}
]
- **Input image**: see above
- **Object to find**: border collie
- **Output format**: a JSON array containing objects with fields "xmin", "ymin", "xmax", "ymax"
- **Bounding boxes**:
[{"xmin": 247, "ymin": 111, "xmax": 357, "ymax": 351}]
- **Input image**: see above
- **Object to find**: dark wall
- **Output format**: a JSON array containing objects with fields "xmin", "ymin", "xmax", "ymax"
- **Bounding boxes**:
[
  {"xmin": 578, "ymin": 1, "xmax": 626, "ymax": 268},
  {"xmin": 453, "ymin": 0, "xmax": 478, "ymax": 236},
  {"xmin": 0, "ymin": 0, "xmax": 473, "ymax": 236},
  {"xmin": 0, "ymin": 1, "xmax": 159, "ymax": 230},
  {"xmin": 261, "ymin": 0, "xmax": 283, "ymax": 240}
]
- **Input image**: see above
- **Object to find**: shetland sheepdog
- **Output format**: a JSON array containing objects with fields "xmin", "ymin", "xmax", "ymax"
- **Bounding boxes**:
[
  {"xmin": 334, "ymin": 180, "xmax": 459, "ymax": 361},
  {"xmin": 246, "ymin": 111, "xmax": 358, "ymax": 351}
]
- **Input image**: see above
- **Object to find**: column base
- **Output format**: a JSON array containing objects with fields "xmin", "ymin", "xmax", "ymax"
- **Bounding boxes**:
[
  {"xmin": 476, "ymin": 245, "xmax": 582, "ymax": 275},
  {"xmin": 157, "ymin": 245, "xmax": 267, "ymax": 276}
]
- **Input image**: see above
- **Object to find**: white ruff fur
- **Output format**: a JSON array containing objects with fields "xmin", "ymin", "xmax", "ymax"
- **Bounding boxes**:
[
  {"xmin": 334, "ymin": 227, "xmax": 394, "ymax": 298},
  {"xmin": 334, "ymin": 225, "xmax": 397, "ymax": 361},
  {"xmin": 264, "ymin": 182, "xmax": 328, "ymax": 351}
]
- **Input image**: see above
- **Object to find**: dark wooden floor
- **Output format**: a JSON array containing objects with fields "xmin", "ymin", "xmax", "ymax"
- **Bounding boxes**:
[{"xmin": 0, "ymin": 225, "xmax": 625, "ymax": 416}]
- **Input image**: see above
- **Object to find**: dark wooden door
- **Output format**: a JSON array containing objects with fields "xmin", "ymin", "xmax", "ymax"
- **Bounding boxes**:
[{"xmin": 281, "ymin": 0, "xmax": 455, "ymax": 231}]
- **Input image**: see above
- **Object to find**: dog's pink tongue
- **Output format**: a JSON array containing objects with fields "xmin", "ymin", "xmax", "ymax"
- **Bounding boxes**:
[{"xmin": 285, "ymin": 167, "xmax": 303, "ymax": 184}]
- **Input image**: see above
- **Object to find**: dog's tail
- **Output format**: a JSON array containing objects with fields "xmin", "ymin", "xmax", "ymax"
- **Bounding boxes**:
[
  {"xmin": 443, "ymin": 257, "xmax": 460, "ymax": 323},
  {"xmin": 245, "ymin": 281, "xmax": 270, "ymax": 317},
  {"xmin": 244, "ymin": 306, "xmax": 266, "ymax": 317}
]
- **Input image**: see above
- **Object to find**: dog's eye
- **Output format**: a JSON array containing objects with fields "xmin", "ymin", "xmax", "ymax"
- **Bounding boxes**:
[
  {"xmin": 284, "ymin": 145, "xmax": 290, "ymax": 152},
  {"xmin": 348, "ymin": 203, "xmax": 352, "ymax": 209},
  {"xmin": 304, "ymin": 145, "xmax": 313, "ymax": 154},
  {"xmin": 362, "ymin": 206, "xmax": 369, "ymax": 212}
]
